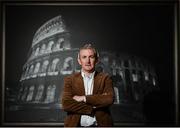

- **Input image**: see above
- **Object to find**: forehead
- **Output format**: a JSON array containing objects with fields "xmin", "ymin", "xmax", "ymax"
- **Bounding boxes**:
[{"xmin": 79, "ymin": 49, "xmax": 95, "ymax": 56}]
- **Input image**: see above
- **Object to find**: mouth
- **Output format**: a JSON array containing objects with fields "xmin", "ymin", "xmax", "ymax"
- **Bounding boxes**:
[{"xmin": 85, "ymin": 65, "xmax": 91, "ymax": 66}]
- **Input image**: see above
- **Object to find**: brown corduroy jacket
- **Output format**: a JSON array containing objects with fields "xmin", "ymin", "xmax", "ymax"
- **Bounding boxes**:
[{"xmin": 62, "ymin": 71, "xmax": 114, "ymax": 127}]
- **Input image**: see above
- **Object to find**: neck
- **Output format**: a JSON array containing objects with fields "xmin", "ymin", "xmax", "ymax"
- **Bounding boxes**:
[{"xmin": 82, "ymin": 69, "xmax": 95, "ymax": 76}]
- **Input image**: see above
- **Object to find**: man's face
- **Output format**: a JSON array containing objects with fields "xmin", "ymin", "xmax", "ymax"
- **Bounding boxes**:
[{"xmin": 78, "ymin": 49, "xmax": 97, "ymax": 73}]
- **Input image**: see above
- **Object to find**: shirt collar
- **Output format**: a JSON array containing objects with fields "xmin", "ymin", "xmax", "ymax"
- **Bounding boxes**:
[{"xmin": 81, "ymin": 70, "xmax": 95, "ymax": 79}]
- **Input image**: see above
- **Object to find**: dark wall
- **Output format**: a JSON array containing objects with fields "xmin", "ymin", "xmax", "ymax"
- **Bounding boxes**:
[{"xmin": 1, "ymin": 1, "xmax": 177, "ymax": 126}]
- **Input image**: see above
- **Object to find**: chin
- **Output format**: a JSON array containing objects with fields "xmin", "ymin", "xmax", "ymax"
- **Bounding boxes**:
[
  {"xmin": 84, "ymin": 68, "xmax": 93, "ymax": 71},
  {"xmin": 86, "ymin": 69, "xmax": 92, "ymax": 72}
]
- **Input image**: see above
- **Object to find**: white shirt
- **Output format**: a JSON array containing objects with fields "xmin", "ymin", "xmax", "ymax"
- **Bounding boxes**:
[{"xmin": 80, "ymin": 71, "xmax": 96, "ymax": 126}]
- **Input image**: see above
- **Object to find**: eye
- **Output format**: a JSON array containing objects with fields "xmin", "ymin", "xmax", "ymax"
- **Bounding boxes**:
[
  {"xmin": 82, "ymin": 56, "xmax": 86, "ymax": 59},
  {"xmin": 90, "ymin": 56, "xmax": 95, "ymax": 59}
]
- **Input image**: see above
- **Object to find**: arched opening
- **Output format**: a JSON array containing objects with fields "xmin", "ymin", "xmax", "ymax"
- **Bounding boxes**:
[
  {"xmin": 114, "ymin": 87, "xmax": 120, "ymax": 104},
  {"xmin": 33, "ymin": 62, "xmax": 41, "ymax": 78},
  {"xmin": 48, "ymin": 58, "xmax": 60, "ymax": 75},
  {"xmin": 34, "ymin": 47, "xmax": 40, "ymax": 56},
  {"xmin": 60, "ymin": 57, "xmax": 73, "ymax": 75},
  {"xmin": 44, "ymin": 85, "xmax": 56, "ymax": 103},
  {"xmin": 35, "ymin": 84, "xmax": 44, "ymax": 102},
  {"xmin": 40, "ymin": 44, "xmax": 46, "ymax": 54},
  {"xmin": 26, "ymin": 85, "xmax": 35, "ymax": 102},
  {"xmin": 46, "ymin": 41, "xmax": 54, "ymax": 53}
]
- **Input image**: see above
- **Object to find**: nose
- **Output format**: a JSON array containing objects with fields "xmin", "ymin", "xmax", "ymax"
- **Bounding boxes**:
[{"xmin": 86, "ymin": 57, "xmax": 90, "ymax": 63}]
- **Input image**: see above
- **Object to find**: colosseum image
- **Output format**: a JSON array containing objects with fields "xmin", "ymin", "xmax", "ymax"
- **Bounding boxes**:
[{"xmin": 5, "ymin": 15, "xmax": 158, "ymax": 125}]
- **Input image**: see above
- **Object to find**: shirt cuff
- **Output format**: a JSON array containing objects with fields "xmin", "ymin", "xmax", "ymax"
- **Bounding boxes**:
[{"xmin": 84, "ymin": 96, "xmax": 86, "ymax": 102}]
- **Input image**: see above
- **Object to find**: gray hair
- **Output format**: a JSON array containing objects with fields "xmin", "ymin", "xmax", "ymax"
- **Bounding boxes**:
[{"xmin": 78, "ymin": 43, "xmax": 99, "ymax": 59}]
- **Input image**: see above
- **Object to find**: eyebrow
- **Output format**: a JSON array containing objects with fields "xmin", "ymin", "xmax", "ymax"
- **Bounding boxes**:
[{"xmin": 81, "ymin": 55, "xmax": 95, "ymax": 57}]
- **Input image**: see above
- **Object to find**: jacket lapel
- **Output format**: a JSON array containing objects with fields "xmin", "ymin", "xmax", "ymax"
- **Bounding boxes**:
[
  {"xmin": 74, "ymin": 72, "xmax": 102, "ymax": 95},
  {"xmin": 75, "ymin": 72, "xmax": 85, "ymax": 95},
  {"xmin": 93, "ymin": 72, "xmax": 102, "ymax": 94}
]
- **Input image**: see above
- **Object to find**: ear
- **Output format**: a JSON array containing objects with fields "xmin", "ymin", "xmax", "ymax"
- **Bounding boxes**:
[{"xmin": 78, "ymin": 58, "xmax": 82, "ymax": 65}]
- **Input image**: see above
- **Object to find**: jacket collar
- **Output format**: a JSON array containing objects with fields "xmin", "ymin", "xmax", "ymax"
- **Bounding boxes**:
[
  {"xmin": 81, "ymin": 70, "xmax": 95, "ymax": 79},
  {"xmin": 76, "ymin": 71, "xmax": 102, "ymax": 95}
]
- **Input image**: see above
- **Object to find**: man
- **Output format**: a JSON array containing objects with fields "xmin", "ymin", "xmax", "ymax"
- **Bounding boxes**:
[{"xmin": 62, "ymin": 44, "xmax": 114, "ymax": 127}]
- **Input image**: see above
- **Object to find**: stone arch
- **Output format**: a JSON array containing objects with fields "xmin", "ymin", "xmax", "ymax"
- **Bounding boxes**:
[
  {"xmin": 28, "ymin": 65, "xmax": 34, "ymax": 77},
  {"xmin": 26, "ymin": 85, "xmax": 35, "ymax": 102},
  {"xmin": 35, "ymin": 84, "xmax": 44, "ymax": 102},
  {"xmin": 60, "ymin": 57, "xmax": 73, "ymax": 75},
  {"xmin": 51, "ymin": 58, "xmax": 60, "ymax": 72},
  {"xmin": 40, "ymin": 44, "xmax": 46, "ymax": 54},
  {"xmin": 132, "ymin": 70, "xmax": 138, "ymax": 82},
  {"xmin": 48, "ymin": 58, "xmax": 60, "ymax": 75},
  {"xmin": 111, "ymin": 59, "xmax": 117, "ymax": 75},
  {"xmin": 21, "ymin": 86, "xmax": 29, "ymax": 101},
  {"xmin": 46, "ymin": 40, "xmax": 54, "ymax": 53},
  {"xmin": 30, "ymin": 50, "xmax": 35, "ymax": 59},
  {"xmin": 44, "ymin": 84, "xmax": 56, "ymax": 103},
  {"xmin": 34, "ymin": 47, "xmax": 40, "ymax": 56},
  {"xmin": 53, "ymin": 38, "xmax": 64, "ymax": 51},
  {"xmin": 59, "ymin": 38, "xmax": 65, "ymax": 49},
  {"xmin": 34, "ymin": 62, "xmax": 41, "ymax": 74},
  {"xmin": 114, "ymin": 87, "xmax": 120, "ymax": 104},
  {"xmin": 39, "ymin": 60, "xmax": 49, "ymax": 76}
]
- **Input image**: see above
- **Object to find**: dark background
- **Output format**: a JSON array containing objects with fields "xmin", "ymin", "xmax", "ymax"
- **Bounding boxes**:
[{"xmin": 2, "ymin": 2, "xmax": 177, "ymax": 126}]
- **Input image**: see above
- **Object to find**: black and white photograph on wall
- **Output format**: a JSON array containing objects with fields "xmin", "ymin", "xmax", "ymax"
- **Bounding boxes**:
[{"xmin": 1, "ymin": 1, "xmax": 179, "ymax": 127}]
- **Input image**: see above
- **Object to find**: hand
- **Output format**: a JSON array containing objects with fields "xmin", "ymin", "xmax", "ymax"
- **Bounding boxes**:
[
  {"xmin": 73, "ymin": 95, "xmax": 86, "ymax": 102},
  {"xmin": 102, "ymin": 92, "xmax": 108, "ymax": 95}
]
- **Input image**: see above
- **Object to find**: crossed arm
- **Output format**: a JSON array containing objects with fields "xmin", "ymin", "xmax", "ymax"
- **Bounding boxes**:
[{"xmin": 62, "ymin": 75, "xmax": 114, "ymax": 115}]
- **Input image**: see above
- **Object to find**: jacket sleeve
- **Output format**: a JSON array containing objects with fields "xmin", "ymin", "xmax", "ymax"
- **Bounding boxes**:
[
  {"xmin": 62, "ymin": 76, "xmax": 94, "ymax": 115},
  {"xmin": 85, "ymin": 74, "xmax": 114, "ymax": 108}
]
